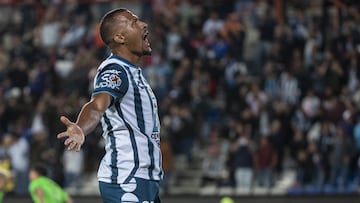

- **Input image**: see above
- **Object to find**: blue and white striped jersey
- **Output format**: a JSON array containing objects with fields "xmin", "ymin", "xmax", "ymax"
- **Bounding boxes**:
[{"xmin": 92, "ymin": 54, "xmax": 163, "ymax": 184}]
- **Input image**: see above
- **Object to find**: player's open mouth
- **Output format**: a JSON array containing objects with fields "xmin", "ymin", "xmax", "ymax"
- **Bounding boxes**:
[{"xmin": 143, "ymin": 31, "xmax": 150, "ymax": 47}]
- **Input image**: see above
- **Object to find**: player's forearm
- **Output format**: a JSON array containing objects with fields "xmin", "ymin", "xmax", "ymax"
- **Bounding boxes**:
[
  {"xmin": 75, "ymin": 100, "xmax": 105, "ymax": 136},
  {"xmin": 35, "ymin": 188, "xmax": 45, "ymax": 203}
]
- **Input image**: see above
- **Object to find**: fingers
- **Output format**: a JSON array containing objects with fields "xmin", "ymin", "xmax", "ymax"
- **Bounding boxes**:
[
  {"xmin": 57, "ymin": 132, "xmax": 68, "ymax": 139},
  {"xmin": 64, "ymin": 138, "xmax": 83, "ymax": 151},
  {"xmin": 67, "ymin": 141, "xmax": 77, "ymax": 151},
  {"xmin": 64, "ymin": 138, "xmax": 73, "ymax": 146},
  {"xmin": 58, "ymin": 116, "xmax": 83, "ymax": 152},
  {"xmin": 75, "ymin": 143, "xmax": 82, "ymax": 152},
  {"xmin": 60, "ymin": 116, "xmax": 73, "ymax": 127},
  {"xmin": 68, "ymin": 142, "xmax": 82, "ymax": 152}
]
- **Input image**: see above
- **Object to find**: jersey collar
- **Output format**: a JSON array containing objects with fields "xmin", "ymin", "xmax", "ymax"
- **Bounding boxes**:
[{"xmin": 110, "ymin": 54, "xmax": 138, "ymax": 69}]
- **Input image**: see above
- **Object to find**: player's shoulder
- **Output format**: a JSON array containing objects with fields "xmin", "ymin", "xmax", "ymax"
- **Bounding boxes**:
[
  {"xmin": 94, "ymin": 58, "xmax": 130, "ymax": 94},
  {"xmin": 98, "ymin": 58, "xmax": 127, "ymax": 73}
]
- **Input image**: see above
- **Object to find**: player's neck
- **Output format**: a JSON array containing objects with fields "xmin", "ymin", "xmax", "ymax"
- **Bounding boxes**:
[{"xmin": 112, "ymin": 49, "xmax": 141, "ymax": 67}]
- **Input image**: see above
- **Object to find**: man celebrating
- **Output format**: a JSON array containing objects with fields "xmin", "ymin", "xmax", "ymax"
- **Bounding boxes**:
[{"xmin": 57, "ymin": 8, "xmax": 162, "ymax": 203}]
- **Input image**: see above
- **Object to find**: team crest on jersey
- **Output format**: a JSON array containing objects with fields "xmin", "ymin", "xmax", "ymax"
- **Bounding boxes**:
[
  {"xmin": 108, "ymin": 74, "xmax": 121, "ymax": 87},
  {"xmin": 107, "ymin": 74, "xmax": 121, "ymax": 89},
  {"xmin": 96, "ymin": 73, "xmax": 122, "ymax": 89}
]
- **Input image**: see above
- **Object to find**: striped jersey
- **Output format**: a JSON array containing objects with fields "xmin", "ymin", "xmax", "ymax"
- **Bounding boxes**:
[{"xmin": 92, "ymin": 54, "xmax": 162, "ymax": 184}]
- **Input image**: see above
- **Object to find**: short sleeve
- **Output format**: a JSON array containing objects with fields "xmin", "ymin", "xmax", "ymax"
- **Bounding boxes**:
[
  {"xmin": 58, "ymin": 187, "xmax": 70, "ymax": 202},
  {"xmin": 92, "ymin": 64, "xmax": 129, "ymax": 103}
]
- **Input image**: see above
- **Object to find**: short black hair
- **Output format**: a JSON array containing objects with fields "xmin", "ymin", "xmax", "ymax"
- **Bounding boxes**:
[
  {"xmin": 31, "ymin": 163, "xmax": 48, "ymax": 177},
  {"xmin": 99, "ymin": 8, "xmax": 128, "ymax": 46}
]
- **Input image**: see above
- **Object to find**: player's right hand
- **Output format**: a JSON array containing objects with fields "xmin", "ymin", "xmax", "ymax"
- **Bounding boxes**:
[{"xmin": 57, "ymin": 116, "xmax": 85, "ymax": 152}]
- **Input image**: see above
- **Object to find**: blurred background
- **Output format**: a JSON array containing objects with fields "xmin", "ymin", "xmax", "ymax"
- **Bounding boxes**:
[{"xmin": 0, "ymin": 0, "xmax": 359, "ymax": 202}]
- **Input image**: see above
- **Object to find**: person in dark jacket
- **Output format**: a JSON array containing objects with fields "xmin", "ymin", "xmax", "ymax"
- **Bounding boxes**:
[
  {"xmin": 255, "ymin": 136, "xmax": 277, "ymax": 188},
  {"xmin": 233, "ymin": 134, "xmax": 254, "ymax": 190}
]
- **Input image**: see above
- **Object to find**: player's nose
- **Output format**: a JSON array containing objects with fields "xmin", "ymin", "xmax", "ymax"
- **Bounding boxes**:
[{"xmin": 141, "ymin": 21, "xmax": 148, "ymax": 29}]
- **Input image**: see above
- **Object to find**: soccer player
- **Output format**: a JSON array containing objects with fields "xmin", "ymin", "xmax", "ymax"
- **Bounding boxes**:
[
  {"xmin": 57, "ymin": 8, "xmax": 162, "ymax": 203},
  {"xmin": 28, "ymin": 164, "xmax": 73, "ymax": 203}
]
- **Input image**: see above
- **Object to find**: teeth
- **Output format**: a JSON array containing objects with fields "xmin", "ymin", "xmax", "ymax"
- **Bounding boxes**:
[{"xmin": 144, "ymin": 31, "xmax": 149, "ymax": 40}]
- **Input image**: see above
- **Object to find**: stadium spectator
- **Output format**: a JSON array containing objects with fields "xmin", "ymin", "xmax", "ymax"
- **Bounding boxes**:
[
  {"xmin": 232, "ymin": 124, "xmax": 254, "ymax": 190},
  {"xmin": 202, "ymin": 11, "xmax": 224, "ymax": 45},
  {"xmin": 329, "ymin": 126, "xmax": 354, "ymax": 189},
  {"xmin": 254, "ymin": 136, "xmax": 276, "ymax": 188},
  {"xmin": 201, "ymin": 128, "xmax": 227, "ymax": 187},
  {"xmin": 3, "ymin": 133, "xmax": 29, "ymax": 195}
]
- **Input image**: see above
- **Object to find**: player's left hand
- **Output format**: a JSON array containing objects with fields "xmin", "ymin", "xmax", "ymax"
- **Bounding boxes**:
[{"xmin": 57, "ymin": 116, "xmax": 85, "ymax": 152}]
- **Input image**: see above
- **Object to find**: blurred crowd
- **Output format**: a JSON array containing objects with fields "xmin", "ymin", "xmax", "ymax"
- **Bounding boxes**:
[{"xmin": 0, "ymin": 0, "xmax": 360, "ymax": 196}]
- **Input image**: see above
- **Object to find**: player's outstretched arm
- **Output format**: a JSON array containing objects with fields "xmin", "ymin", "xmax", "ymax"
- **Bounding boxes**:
[{"xmin": 57, "ymin": 93, "xmax": 112, "ymax": 151}]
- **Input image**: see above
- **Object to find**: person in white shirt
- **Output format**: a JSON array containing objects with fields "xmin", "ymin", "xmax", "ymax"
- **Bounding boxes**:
[{"xmin": 57, "ymin": 8, "xmax": 162, "ymax": 203}]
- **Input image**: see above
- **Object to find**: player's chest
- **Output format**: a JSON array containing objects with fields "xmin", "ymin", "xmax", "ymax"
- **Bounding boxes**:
[{"xmin": 130, "ymin": 71, "xmax": 158, "ymax": 109}]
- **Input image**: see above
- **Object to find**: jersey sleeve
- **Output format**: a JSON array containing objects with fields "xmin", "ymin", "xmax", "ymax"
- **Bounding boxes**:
[
  {"xmin": 57, "ymin": 186, "xmax": 70, "ymax": 202},
  {"xmin": 92, "ymin": 64, "xmax": 129, "ymax": 104},
  {"xmin": 28, "ymin": 181, "xmax": 41, "ymax": 203}
]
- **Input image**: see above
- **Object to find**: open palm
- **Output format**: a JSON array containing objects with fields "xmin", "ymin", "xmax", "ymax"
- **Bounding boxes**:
[{"xmin": 57, "ymin": 116, "xmax": 85, "ymax": 152}]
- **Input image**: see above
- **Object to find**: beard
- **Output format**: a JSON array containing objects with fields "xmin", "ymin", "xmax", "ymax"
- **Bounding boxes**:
[
  {"xmin": 141, "ymin": 44, "xmax": 152, "ymax": 56},
  {"xmin": 131, "ymin": 47, "xmax": 151, "ymax": 57},
  {"xmin": 142, "ymin": 49, "xmax": 152, "ymax": 56},
  {"xmin": 130, "ymin": 40, "xmax": 152, "ymax": 56}
]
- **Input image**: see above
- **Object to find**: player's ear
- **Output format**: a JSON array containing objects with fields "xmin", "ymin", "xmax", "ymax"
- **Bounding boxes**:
[{"xmin": 114, "ymin": 33, "xmax": 125, "ymax": 44}]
